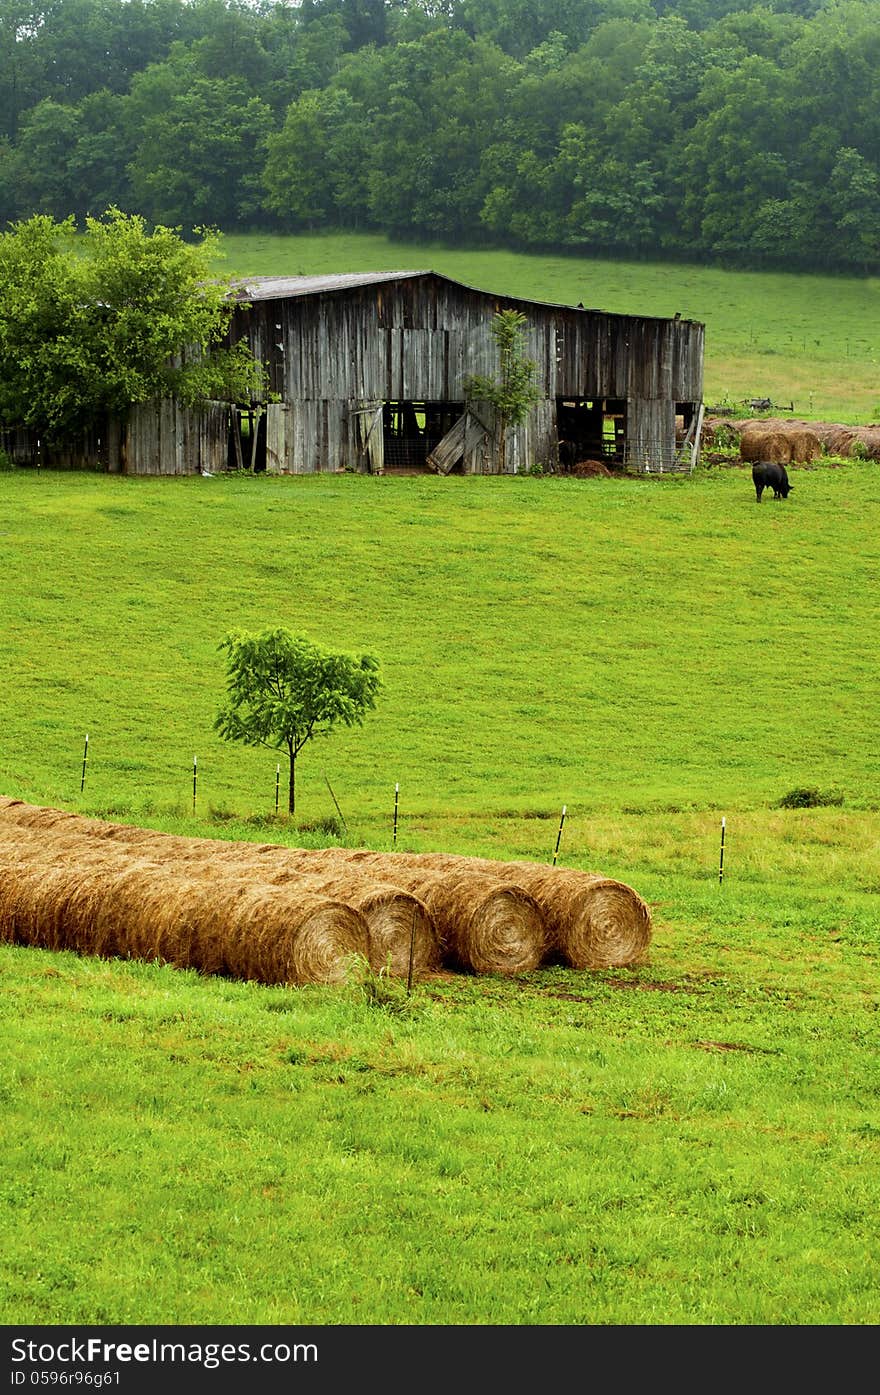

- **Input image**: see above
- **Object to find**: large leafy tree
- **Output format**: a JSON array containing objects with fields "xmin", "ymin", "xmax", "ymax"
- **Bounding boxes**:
[
  {"xmin": 0, "ymin": 208, "xmax": 265, "ymax": 441},
  {"xmin": 214, "ymin": 629, "xmax": 382, "ymax": 816}
]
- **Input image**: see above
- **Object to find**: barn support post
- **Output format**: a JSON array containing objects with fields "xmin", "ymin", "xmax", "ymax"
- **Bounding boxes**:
[{"xmin": 231, "ymin": 410, "xmax": 245, "ymax": 471}]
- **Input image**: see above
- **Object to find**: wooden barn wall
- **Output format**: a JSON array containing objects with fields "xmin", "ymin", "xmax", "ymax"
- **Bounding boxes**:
[
  {"xmin": 626, "ymin": 399, "xmax": 679, "ymax": 473},
  {"xmin": 123, "ymin": 400, "xmax": 228, "ymax": 475},
  {"xmin": 228, "ymin": 278, "xmax": 704, "ymax": 474}
]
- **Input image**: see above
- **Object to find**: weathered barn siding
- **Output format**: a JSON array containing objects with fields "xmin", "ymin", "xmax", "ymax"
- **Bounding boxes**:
[
  {"xmin": 123, "ymin": 400, "xmax": 229, "ymax": 475},
  {"xmin": 227, "ymin": 271, "xmax": 703, "ymax": 475}
]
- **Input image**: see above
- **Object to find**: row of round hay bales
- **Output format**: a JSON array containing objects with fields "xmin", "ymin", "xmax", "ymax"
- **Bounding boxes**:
[
  {"xmin": 0, "ymin": 820, "xmax": 369, "ymax": 985},
  {"xmin": 702, "ymin": 415, "xmax": 880, "ymax": 463},
  {"xmin": 0, "ymin": 798, "xmax": 652, "ymax": 984},
  {"xmin": 289, "ymin": 849, "xmax": 652, "ymax": 973}
]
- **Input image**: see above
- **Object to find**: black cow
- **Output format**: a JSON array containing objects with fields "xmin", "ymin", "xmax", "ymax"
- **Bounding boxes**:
[{"xmin": 752, "ymin": 461, "xmax": 792, "ymax": 502}]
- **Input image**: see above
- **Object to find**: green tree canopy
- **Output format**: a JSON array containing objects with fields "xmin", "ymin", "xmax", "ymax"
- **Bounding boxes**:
[
  {"xmin": 0, "ymin": 208, "xmax": 265, "ymax": 440},
  {"xmin": 214, "ymin": 629, "xmax": 382, "ymax": 816}
]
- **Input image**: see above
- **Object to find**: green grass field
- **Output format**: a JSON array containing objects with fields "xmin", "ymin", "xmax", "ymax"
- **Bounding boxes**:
[
  {"xmin": 1, "ymin": 458, "xmax": 878, "ymax": 1325},
  {"xmin": 217, "ymin": 232, "xmax": 880, "ymax": 424}
]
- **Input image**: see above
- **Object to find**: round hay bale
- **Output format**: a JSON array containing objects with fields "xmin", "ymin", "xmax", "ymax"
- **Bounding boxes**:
[
  {"xmin": 201, "ymin": 878, "xmax": 368, "ymax": 985},
  {"xmin": 494, "ymin": 862, "xmax": 652, "ymax": 969},
  {"xmin": 739, "ymin": 428, "xmax": 792, "ymax": 464},
  {"xmin": 785, "ymin": 428, "xmax": 822, "ymax": 463},
  {"xmin": 851, "ymin": 427, "xmax": 880, "ymax": 459},
  {"xmin": 297, "ymin": 850, "xmax": 548, "ymax": 974},
  {"xmin": 265, "ymin": 860, "xmax": 440, "ymax": 977},
  {"xmin": 424, "ymin": 871, "xmax": 547, "ymax": 974},
  {"xmin": 821, "ymin": 425, "xmax": 855, "ymax": 456},
  {"xmin": 0, "ymin": 840, "xmax": 142, "ymax": 957}
]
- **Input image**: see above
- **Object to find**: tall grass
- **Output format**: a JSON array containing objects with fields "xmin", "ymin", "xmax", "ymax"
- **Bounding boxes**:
[{"xmin": 218, "ymin": 232, "xmax": 880, "ymax": 423}]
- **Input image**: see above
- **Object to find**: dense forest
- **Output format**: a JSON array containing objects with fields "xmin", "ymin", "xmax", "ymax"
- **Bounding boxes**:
[{"xmin": 2, "ymin": 0, "xmax": 879, "ymax": 272}]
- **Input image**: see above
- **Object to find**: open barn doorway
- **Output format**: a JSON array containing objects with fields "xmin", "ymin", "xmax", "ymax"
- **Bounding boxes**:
[
  {"xmin": 382, "ymin": 400, "xmax": 465, "ymax": 472},
  {"xmin": 556, "ymin": 397, "xmax": 627, "ymax": 470},
  {"xmin": 228, "ymin": 405, "xmax": 267, "ymax": 473}
]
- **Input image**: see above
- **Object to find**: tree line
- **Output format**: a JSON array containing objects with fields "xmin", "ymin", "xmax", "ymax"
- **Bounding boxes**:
[{"xmin": 2, "ymin": 0, "xmax": 879, "ymax": 273}]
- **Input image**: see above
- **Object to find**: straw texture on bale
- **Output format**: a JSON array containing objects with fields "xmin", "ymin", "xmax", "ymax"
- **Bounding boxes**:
[
  {"xmin": 347, "ymin": 851, "xmax": 652, "ymax": 969},
  {"xmin": 283, "ymin": 848, "xmax": 549, "ymax": 974},
  {"xmin": 739, "ymin": 427, "xmax": 793, "ymax": 465},
  {"xmin": 0, "ymin": 812, "xmax": 369, "ymax": 985}
]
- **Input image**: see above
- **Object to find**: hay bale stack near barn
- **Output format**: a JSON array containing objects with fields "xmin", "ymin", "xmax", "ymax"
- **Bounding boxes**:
[
  {"xmin": 739, "ymin": 422, "xmax": 823, "ymax": 465},
  {"xmin": 738, "ymin": 425, "xmax": 793, "ymax": 464},
  {"xmin": 0, "ymin": 820, "xmax": 370, "ymax": 985}
]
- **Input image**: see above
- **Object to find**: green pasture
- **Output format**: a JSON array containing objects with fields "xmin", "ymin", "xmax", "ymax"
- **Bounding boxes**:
[
  {"xmin": 1, "ymin": 462, "xmax": 879, "ymax": 1325},
  {"xmin": 217, "ymin": 232, "xmax": 880, "ymax": 425},
  {"xmin": 1, "ymin": 464, "xmax": 878, "ymax": 825}
]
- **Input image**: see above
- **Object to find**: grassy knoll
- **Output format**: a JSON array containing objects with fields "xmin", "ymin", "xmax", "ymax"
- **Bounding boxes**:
[
  {"xmin": 1, "ymin": 463, "xmax": 879, "ymax": 1324},
  {"xmin": 217, "ymin": 232, "xmax": 880, "ymax": 424}
]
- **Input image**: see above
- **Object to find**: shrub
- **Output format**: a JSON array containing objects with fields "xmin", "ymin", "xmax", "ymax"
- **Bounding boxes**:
[{"xmin": 777, "ymin": 786, "xmax": 844, "ymax": 809}]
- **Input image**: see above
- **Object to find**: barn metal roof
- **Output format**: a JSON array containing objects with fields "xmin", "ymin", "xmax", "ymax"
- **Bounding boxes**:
[
  {"xmin": 227, "ymin": 269, "xmax": 702, "ymax": 327},
  {"xmin": 229, "ymin": 271, "xmax": 431, "ymax": 300}
]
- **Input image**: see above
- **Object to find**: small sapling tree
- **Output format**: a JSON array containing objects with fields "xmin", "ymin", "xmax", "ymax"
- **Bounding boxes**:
[
  {"xmin": 214, "ymin": 629, "xmax": 381, "ymax": 816},
  {"xmin": 464, "ymin": 309, "xmax": 541, "ymax": 472}
]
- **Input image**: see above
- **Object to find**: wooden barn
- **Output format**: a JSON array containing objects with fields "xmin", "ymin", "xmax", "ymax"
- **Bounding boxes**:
[
  {"xmin": 220, "ymin": 270, "xmax": 705, "ymax": 477},
  {"xmin": 1, "ymin": 271, "xmax": 704, "ymax": 476}
]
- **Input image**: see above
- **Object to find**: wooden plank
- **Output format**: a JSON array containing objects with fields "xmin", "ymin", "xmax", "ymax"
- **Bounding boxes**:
[
  {"xmin": 428, "ymin": 410, "xmax": 490, "ymax": 475},
  {"xmin": 354, "ymin": 402, "xmax": 384, "ymax": 474}
]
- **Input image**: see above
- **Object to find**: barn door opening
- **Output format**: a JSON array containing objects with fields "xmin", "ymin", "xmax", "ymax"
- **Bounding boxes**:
[
  {"xmin": 382, "ymin": 400, "xmax": 465, "ymax": 472},
  {"xmin": 556, "ymin": 397, "xmax": 627, "ymax": 470},
  {"xmin": 228, "ymin": 405, "xmax": 267, "ymax": 472}
]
